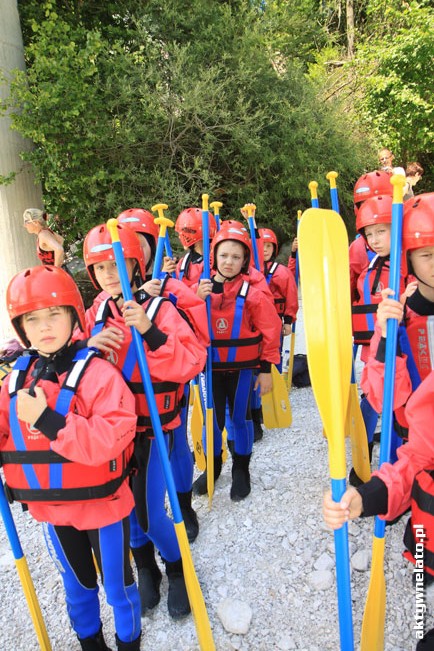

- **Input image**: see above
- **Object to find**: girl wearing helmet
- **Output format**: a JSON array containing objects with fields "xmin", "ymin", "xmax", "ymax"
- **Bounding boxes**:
[
  {"xmin": 82, "ymin": 223, "xmax": 206, "ymax": 621},
  {"xmin": 23, "ymin": 208, "xmax": 65, "ymax": 267},
  {"xmin": 324, "ymin": 196, "xmax": 434, "ymax": 640},
  {"xmin": 349, "ymin": 171, "xmax": 394, "ymax": 301},
  {"xmin": 2, "ymin": 265, "xmax": 141, "ymax": 651},
  {"xmin": 194, "ymin": 222, "xmax": 281, "ymax": 501},
  {"xmin": 173, "ymin": 207, "xmax": 217, "ymax": 287},
  {"xmin": 118, "ymin": 208, "xmax": 209, "ymax": 544}
]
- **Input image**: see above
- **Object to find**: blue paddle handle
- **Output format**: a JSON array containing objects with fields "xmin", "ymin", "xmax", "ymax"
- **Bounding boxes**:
[
  {"xmin": 111, "ymin": 237, "xmax": 183, "ymax": 524},
  {"xmin": 330, "ymin": 187, "xmax": 340, "ymax": 214},
  {"xmin": 247, "ymin": 217, "xmax": 261, "ymax": 270},
  {"xmin": 0, "ymin": 478, "xmax": 25, "ymax": 560},
  {"xmin": 215, "ymin": 214, "xmax": 221, "ymax": 231},
  {"xmin": 332, "ymin": 478, "xmax": 354, "ymax": 651},
  {"xmin": 311, "ymin": 197, "xmax": 319, "ymax": 209},
  {"xmin": 165, "ymin": 232, "xmax": 173, "ymax": 258},
  {"xmin": 152, "ymin": 234, "xmax": 166, "ymax": 280}
]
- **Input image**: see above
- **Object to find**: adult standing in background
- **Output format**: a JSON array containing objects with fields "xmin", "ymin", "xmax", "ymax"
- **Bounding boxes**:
[
  {"xmin": 403, "ymin": 162, "xmax": 424, "ymax": 201},
  {"xmin": 23, "ymin": 208, "xmax": 65, "ymax": 267},
  {"xmin": 378, "ymin": 148, "xmax": 405, "ymax": 176}
]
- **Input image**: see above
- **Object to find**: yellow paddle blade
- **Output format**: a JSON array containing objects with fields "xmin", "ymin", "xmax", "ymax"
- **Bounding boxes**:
[
  {"xmin": 262, "ymin": 365, "xmax": 292, "ymax": 428},
  {"xmin": 16, "ymin": 557, "xmax": 52, "ymax": 650},
  {"xmin": 222, "ymin": 428, "xmax": 228, "ymax": 463},
  {"xmin": 206, "ymin": 408, "xmax": 214, "ymax": 508},
  {"xmin": 298, "ymin": 208, "xmax": 352, "ymax": 479},
  {"xmin": 360, "ymin": 536, "xmax": 386, "ymax": 651},
  {"xmin": 191, "ymin": 383, "xmax": 205, "ymax": 471},
  {"xmin": 347, "ymin": 384, "xmax": 371, "ymax": 483},
  {"xmin": 174, "ymin": 521, "xmax": 216, "ymax": 650}
]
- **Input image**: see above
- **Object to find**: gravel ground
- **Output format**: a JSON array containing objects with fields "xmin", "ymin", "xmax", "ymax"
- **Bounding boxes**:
[{"xmin": 0, "ymin": 302, "xmax": 431, "ymax": 651}]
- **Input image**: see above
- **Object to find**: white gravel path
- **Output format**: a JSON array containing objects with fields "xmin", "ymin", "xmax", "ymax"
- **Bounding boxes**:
[{"xmin": 0, "ymin": 302, "xmax": 431, "ymax": 650}]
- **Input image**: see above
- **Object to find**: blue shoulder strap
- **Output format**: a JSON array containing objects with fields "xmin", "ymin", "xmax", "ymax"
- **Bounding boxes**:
[{"xmin": 398, "ymin": 324, "xmax": 422, "ymax": 392}]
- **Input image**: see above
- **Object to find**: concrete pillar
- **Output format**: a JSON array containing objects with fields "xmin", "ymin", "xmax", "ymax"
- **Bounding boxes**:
[{"xmin": 0, "ymin": 0, "xmax": 42, "ymax": 340}]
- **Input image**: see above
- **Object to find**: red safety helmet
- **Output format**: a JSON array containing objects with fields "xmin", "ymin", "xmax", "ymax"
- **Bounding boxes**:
[
  {"xmin": 6, "ymin": 266, "xmax": 85, "ymax": 347},
  {"xmin": 210, "ymin": 220, "xmax": 252, "ymax": 273},
  {"xmin": 353, "ymin": 171, "xmax": 393, "ymax": 216},
  {"xmin": 83, "ymin": 222, "xmax": 145, "ymax": 289},
  {"xmin": 402, "ymin": 193, "xmax": 434, "ymax": 275},
  {"xmin": 175, "ymin": 207, "xmax": 217, "ymax": 248},
  {"xmin": 259, "ymin": 227, "xmax": 278, "ymax": 255},
  {"xmin": 117, "ymin": 208, "xmax": 159, "ymax": 248},
  {"xmin": 355, "ymin": 195, "xmax": 393, "ymax": 236}
]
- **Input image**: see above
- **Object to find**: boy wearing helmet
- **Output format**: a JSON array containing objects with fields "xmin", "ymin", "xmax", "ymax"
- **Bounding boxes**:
[
  {"xmin": 323, "ymin": 198, "xmax": 434, "ymax": 647},
  {"xmin": 1, "ymin": 266, "xmax": 141, "ymax": 651},
  {"xmin": 82, "ymin": 223, "xmax": 206, "ymax": 621},
  {"xmin": 194, "ymin": 222, "xmax": 282, "ymax": 501},
  {"xmin": 118, "ymin": 207, "xmax": 210, "ymax": 543}
]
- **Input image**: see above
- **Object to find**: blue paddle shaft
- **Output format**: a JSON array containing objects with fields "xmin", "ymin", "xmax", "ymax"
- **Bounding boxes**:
[
  {"xmin": 201, "ymin": 204, "xmax": 214, "ymax": 413},
  {"xmin": 152, "ymin": 234, "xmax": 166, "ymax": 280},
  {"xmin": 111, "ymin": 237, "xmax": 183, "ymax": 523},
  {"xmin": 0, "ymin": 479, "xmax": 24, "ymax": 560},
  {"xmin": 311, "ymin": 198, "xmax": 319, "ymax": 209},
  {"xmin": 247, "ymin": 217, "xmax": 261, "ymax": 271},
  {"xmin": 332, "ymin": 478, "xmax": 355, "ymax": 650},
  {"xmin": 330, "ymin": 188, "xmax": 340, "ymax": 214},
  {"xmin": 165, "ymin": 232, "xmax": 173, "ymax": 258}
]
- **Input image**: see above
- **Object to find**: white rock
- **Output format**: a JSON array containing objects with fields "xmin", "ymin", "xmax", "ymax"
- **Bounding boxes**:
[
  {"xmin": 276, "ymin": 632, "xmax": 297, "ymax": 649},
  {"xmin": 351, "ymin": 549, "xmax": 371, "ymax": 572},
  {"xmin": 217, "ymin": 598, "xmax": 253, "ymax": 635},
  {"xmin": 314, "ymin": 552, "xmax": 334, "ymax": 572},
  {"xmin": 309, "ymin": 570, "xmax": 334, "ymax": 590}
]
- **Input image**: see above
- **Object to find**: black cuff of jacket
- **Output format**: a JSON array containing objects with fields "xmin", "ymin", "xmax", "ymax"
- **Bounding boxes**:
[
  {"xmin": 283, "ymin": 316, "xmax": 293, "ymax": 325},
  {"xmin": 142, "ymin": 324, "xmax": 168, "ymax": 350},
  {"xmin": 357, "ymin": 476, "xmax": 388, "ymax": 517},
  {"xmin": 34, "ymin": 407, "xmax": 66, "ymax": 441},
  {"xmin": 260, "ymin": 361, "xmax": 272, "ymax": 373},
  {"xmin": 291, "ymin": 251, "xmax": 297, "ymax": 259},
  {"xmin": 375, "ymin": 336, "xmax": 402, "ymax": 363},
  {"xmin": 75, "ymin": 338, "xmax": 89, "ymax": 350}
]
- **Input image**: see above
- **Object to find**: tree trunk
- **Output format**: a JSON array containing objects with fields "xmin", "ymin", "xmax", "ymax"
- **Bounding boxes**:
[
  {"xmin": 346, "ymin": 0, "xmax": 355, "ymax": 57},
  {"xmin": 0, "ymin": 0, "xmax": 42, "ymax": 341}
]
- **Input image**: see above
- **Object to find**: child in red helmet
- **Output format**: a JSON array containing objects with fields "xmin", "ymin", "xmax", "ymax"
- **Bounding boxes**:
[
  {"xmin": 118, "ymin": 207, "xmax": 209, "ymax": 543},
  {"xmin": 194, "ymin": 222, "xmax": 282, "ymax": 500},
  {"xmin": 173, "ymin": 207, "xmax": 217, "ymax": 287},
  {"xmin": 259, "ymin": 227, "xmax": 298, "ymax": 344},
  {"xmin": 82, "ymin": 223, "xmax": 206, "ymax": 621},
  {"xmin": 1, "ymin": 265, "xmax": 141, "ymax": 651}
]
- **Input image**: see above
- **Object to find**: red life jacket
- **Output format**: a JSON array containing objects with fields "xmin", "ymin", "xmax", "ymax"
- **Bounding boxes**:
[
  {"xmin": 405, "ymin": 309, "xmax": 434, "ymax": 382},
  {"xmin": 403, "ymin": 469, "xmax": 434, "ymax": 576},
  {"xmin": 264, "ymin": 261, "xmax": 285, "ymax": 316},
  {"xmin": 352, "ymin": 255, "xmax": 390, "ymax": 344},
  {"xmin": 176, "ymin": 251, "xmax": 204, "ymax": 287},
  {"xmin": 91, "ymin": 296, "xmax": 182, "ymax": 430},
  {"xmin": 1, "ymin": 348, "xmax": 133, "ymax": 504},
  {"xmin": 210, "ymin": 280, "xmax": 263, "ymax": 370},
  {"xmin": 37, "ymin": 229, "xmax": 56, "ymax": 266}
]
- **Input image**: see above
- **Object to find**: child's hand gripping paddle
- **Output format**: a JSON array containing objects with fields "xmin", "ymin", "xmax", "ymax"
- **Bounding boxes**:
[
  {"xmin": 107, "ymin": 218, "xmax": 215, "ymax": 651},
  {"xmin": 360, "ymin": 174, "xmax": 406, "ymax": 651},
  {"xmin": 298, "ymin": 207, "xmax": 354, "ymax": 651},
  {"xmin": 151, "ymin": 203, "xmax": 174, "ymax": 279},
  {"xmin": 0, "ymin": 477, "xmax": 52, "ymax": 650}
]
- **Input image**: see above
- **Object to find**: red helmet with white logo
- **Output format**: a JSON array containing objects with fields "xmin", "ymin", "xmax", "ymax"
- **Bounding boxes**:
[
  {"xmin": 117, "ymin": 208, "xmax": 159, "ymax": 248},
  {"xmin": 355, "ymin": 195, "xmax": 393, "ymax": 236},
  {"xmin": 175, "ymin": 207, "xmax": 217, "ymax": 248},
  {"xmin": 6, "ymin": 266, "xmax": 85, "ymax": 347},
  {"xmin": 353, "ymin": 171, "xmax": 393, "ymax": 216},
  {"xmin": 83, "ymin": 222, "xmax": 145, "ymax": 289},
  {"xmin": 210, "ymin": 220, "xmax": 252, "ymax": 273},
  {"xmin": 402, "ymin": 193, "xmax": 434, "ymax": 275},
  {"xmin": 259, "ymin": 227, "xmax": 278, "ymax": 255}
]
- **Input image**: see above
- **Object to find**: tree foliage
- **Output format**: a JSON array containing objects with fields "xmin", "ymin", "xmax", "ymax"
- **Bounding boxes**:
[{"xmin": 2, "ymin": 0, "xmax": 373, "ymax": 246}]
